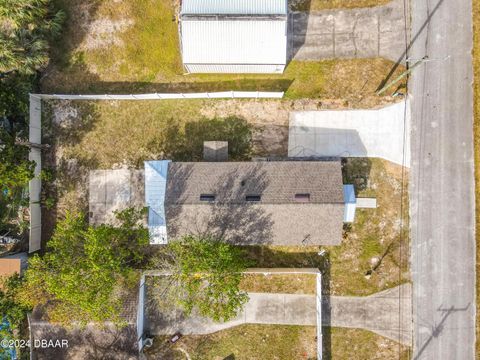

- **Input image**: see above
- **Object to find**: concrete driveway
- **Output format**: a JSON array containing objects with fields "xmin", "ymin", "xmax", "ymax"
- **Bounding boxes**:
[
  {"xmin": 288, "ymin": 100, "xmax": 410, "ymax": 166},
  {"xmin": 289, "ymin": 0, "xmax": 407, "ymax": 62}
]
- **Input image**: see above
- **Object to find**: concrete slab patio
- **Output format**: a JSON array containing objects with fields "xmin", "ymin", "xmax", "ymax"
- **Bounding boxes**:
[
  {"xmin": 289, "ymin": 0, "xmax": 408, "ymax": 63},
  {"xmin": 146, "ymin": 284, "xmax": 412, "ymax": 345},
  {"xmin": 88, "ymin": 169, "xmax": 145, "ymax": 225}
]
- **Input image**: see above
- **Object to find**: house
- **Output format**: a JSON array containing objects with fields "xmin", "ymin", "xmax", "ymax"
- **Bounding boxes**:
[
  {"xmin": 179, "ymin": 0, "xmax": 288, "ymax": 74},
  {"xmin": 145, "ymin": 160, "xmax": 353, "ymax": 245}
]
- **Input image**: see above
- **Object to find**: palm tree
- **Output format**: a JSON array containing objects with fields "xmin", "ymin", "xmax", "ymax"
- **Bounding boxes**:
[{"xmin": 0, "ymin": 0, "xmax": 65, "ymax": 74}]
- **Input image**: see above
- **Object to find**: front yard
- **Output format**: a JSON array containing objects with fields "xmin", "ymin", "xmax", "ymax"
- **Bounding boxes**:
[{"xmin": 144, "ymin": 325, "xmax": 409, "ymax": 360}]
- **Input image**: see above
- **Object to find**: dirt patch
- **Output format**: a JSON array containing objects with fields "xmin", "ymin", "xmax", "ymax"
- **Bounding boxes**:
[{"xmin": 82, "ymin": 18, "xmax": 134, "ymax": 50}]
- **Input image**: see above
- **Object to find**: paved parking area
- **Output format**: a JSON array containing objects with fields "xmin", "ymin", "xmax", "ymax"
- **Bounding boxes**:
[
  {"xmin": 288, "ymin": 100, "xmax": 410, "ymax": 167},
  {"xmin": 289, "ymin": 0, "xmax": 407, "ymax": 62}
]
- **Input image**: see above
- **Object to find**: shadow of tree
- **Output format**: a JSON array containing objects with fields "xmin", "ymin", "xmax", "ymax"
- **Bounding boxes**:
[
  {"xmin": 165, "ymin": 163, "xmax": 274, "ymax": 245},
  {"xmin": 158, "ymin": 116, "xmax": 253, "ymax": 162},
  {"xmin": 341, "ymin": 158, "xmax": 372, "ymax": 195}
]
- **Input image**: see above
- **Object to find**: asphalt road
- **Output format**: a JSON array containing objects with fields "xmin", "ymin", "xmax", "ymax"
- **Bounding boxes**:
[{"xmin": 409, "ymin": 0, "xmax": 475, "ymax": 358}]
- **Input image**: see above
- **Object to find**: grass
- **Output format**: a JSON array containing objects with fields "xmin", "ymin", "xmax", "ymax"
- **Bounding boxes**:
[
  {"xmin": 42, "ymin": 0, "xmax": 406, "ymax": 102},
  {"xmin": 473, "ymin": 0, "xmax": 480, "ymax": 354},
  {"xmin": 326, "ymin": 327, "xmax": 410, "ymax": 359},
  {"xmin": 292, "ymin": 0, "xmax": 391, "ymax": 11},
  {"xmin": 43, "ymin": 100, "xmax": 253, "ymax": 169},
  {"xmin": 146, "ymin": 325, "xmax": 316, "ymax": 360},
  {"xmin": 239, "ymin": 274, "xmax": 317, "ymax": 294},
  {"xmin": 145, "ymin": 325, "xmax": 408, "ymax": 360}
]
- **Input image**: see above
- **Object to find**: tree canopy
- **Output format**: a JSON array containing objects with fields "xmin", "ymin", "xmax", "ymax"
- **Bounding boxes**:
[
  {"xmin": 0, "ymin": 0, "xmax": 64, "ymax": 74},
  {"xmin": 17, "ymin": 209, "xmax": 149, "ymax": 325},
  {"xmin": 153, "ymin": 235, "xmax": 251, "ymax": 322},
  {"xmin": 0, "ymin": 274, "xmax": 30, "ymax": 329}
]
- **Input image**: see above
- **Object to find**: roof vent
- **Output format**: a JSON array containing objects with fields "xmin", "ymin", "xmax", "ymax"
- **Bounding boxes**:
[
  {"xmin": 294, "ymin": 193, "xmax": 310, "ymax": 202},
  {"xmin": 200, "ymin": 194, "xmax": 215, "ymax": 202},
  {"xmin": 246, "ymin": 195, "xmax": 261, "ymax": 202}
]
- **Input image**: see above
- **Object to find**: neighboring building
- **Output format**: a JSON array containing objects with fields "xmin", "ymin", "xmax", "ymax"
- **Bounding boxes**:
[
  {"xmin": 145, "ymin": 160, "xmax": 349, "ymax": 246},
  {"xmin": 0, "ymin": 252, "xmax": 28, "ymax": 288},
  {"xmin": 179, "ymin": 0, "xmax": 288, "ymax": 74}
]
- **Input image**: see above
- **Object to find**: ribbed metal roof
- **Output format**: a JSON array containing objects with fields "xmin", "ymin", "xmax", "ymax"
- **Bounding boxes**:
[
  {"xmin": 181, "ymin": 20, "xmax": 287, "ymax": 65},
  {"xmin": 144, "ymin": 160, "xmax": 171, "ymax": 244},
  {"xmin": 181, "ymin": 0, "xmax": 287, "ymax": 15}
]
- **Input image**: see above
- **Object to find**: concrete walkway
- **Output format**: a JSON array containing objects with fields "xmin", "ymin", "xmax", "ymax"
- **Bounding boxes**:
[
  {"xmin": 289, "ymin": 0, "xmax": 407, "ymax": 63},
  {"xmin": 147, "ymin": 284, "xmax": 412, "ymax": 345}
]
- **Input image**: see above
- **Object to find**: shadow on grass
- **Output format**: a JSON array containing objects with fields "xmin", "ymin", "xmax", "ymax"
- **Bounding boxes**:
[
  {"xmin": 341, "ymin": 158, "xmax": 372, "ymax": 195},
  {"xmin": 157, "ymin": 116, "xmax": 253, "ymax": 162}
]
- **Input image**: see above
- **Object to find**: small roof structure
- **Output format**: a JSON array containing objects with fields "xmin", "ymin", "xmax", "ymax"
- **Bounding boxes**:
[
  {"xmin": 343, "ymin": 184, "xmax": 356, "ymax": 223},
  {"xmin": 144, "ymin": 161, "xmax": 171, "ymax": 244},
  {"xmin": 203, "ymin": 141, "xmax": 228, "ymax": 161},
  {"xmin": 180, "ymin": 0, "xmax": 288, "ymax": 74},
  {"xmin": 165, "ymin": 161, "xmax": 345, "ymax": 245}
]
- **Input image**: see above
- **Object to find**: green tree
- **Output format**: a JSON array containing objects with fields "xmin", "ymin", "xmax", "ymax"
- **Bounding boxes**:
[
  {"xmin": 0, "ymin": 274, "xmax": 31, "ymax": 329},
  {"xmin": 155, "ymin": 235, "xmax": 251, "ymax": 322},
  {"xmin": 0, "ymin": 0, "xmax": 64, "ymax": 74},
  {"xmin": 0, "ymin": 130, "xmax": 34, "ymax": 195},
  {"xmin": 18, "ymin": 209, "xmax": 148, "ymax": 325}
]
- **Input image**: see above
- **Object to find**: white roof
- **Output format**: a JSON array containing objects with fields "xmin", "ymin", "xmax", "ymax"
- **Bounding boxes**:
[
  {"xmin": 181, "ymin": 0, "xmax": 287, "ymax": 15},
  {"xmin": 181, "ymin": 20, "xmax": 287, "ymax": 65},
  {"xmin": 144, "ymin": 160, "xmax": 171, "ymax": 244}
]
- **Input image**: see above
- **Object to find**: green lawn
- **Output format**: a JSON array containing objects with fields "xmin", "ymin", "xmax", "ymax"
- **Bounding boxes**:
[
  {"xmin": 42, "ymin": 0, "xmax": 406, "ymax": 101},
  {"xmin": 292, "ymin": 0, "xmax": 391, "ymax": 11},
  {"xmin": 145, "ymin": 325, "xmax": 409, "ymax": 360},
  {"xmin": 240, "ymin": 273, "xmax": 317, "ymax": 294}
]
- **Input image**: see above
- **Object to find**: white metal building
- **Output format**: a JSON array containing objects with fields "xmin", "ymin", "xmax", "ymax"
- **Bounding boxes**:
[{"xmin": 179, "ymin": 0, "xmax": 288, "ymax": 74}]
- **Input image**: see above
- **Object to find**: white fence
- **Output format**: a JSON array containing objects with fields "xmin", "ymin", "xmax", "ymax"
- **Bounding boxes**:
[
  {"xmin": 31, "ymin": 91, "xmax": 284, "ymax": 101},
  {"xmin": 316, "ymin": 273, "xmax": 323, "ymax": 359},
  {"xmin": 27, "ymin": 91, "xmax": 284, "ymax": 253},
  {"xmin": 138, "ymin": 268, "xmax": 323, "ymax": 359},
  {"xmin": 29, "ymin": 96, "xmax": 42, "ymax": 253}
]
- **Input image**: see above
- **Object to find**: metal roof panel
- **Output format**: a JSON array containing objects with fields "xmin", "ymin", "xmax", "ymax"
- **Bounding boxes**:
[{"xmin": 181, "ymin": 0, "xmax": 287, "ymax": 15}]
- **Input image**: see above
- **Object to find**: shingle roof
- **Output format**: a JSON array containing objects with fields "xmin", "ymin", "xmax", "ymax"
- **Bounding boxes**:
[
  {"xmin": 165, "ymin": 161, "xmax": 344, "ymax": 205},
  {"xmin": 164, "ymin": 161, "xmax": 344, "ymax": 246}
]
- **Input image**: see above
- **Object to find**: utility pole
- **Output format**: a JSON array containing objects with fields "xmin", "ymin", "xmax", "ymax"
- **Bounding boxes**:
[{"xmin": 376, "ymin": 56, "xmax": 429, "ymax": 96}]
